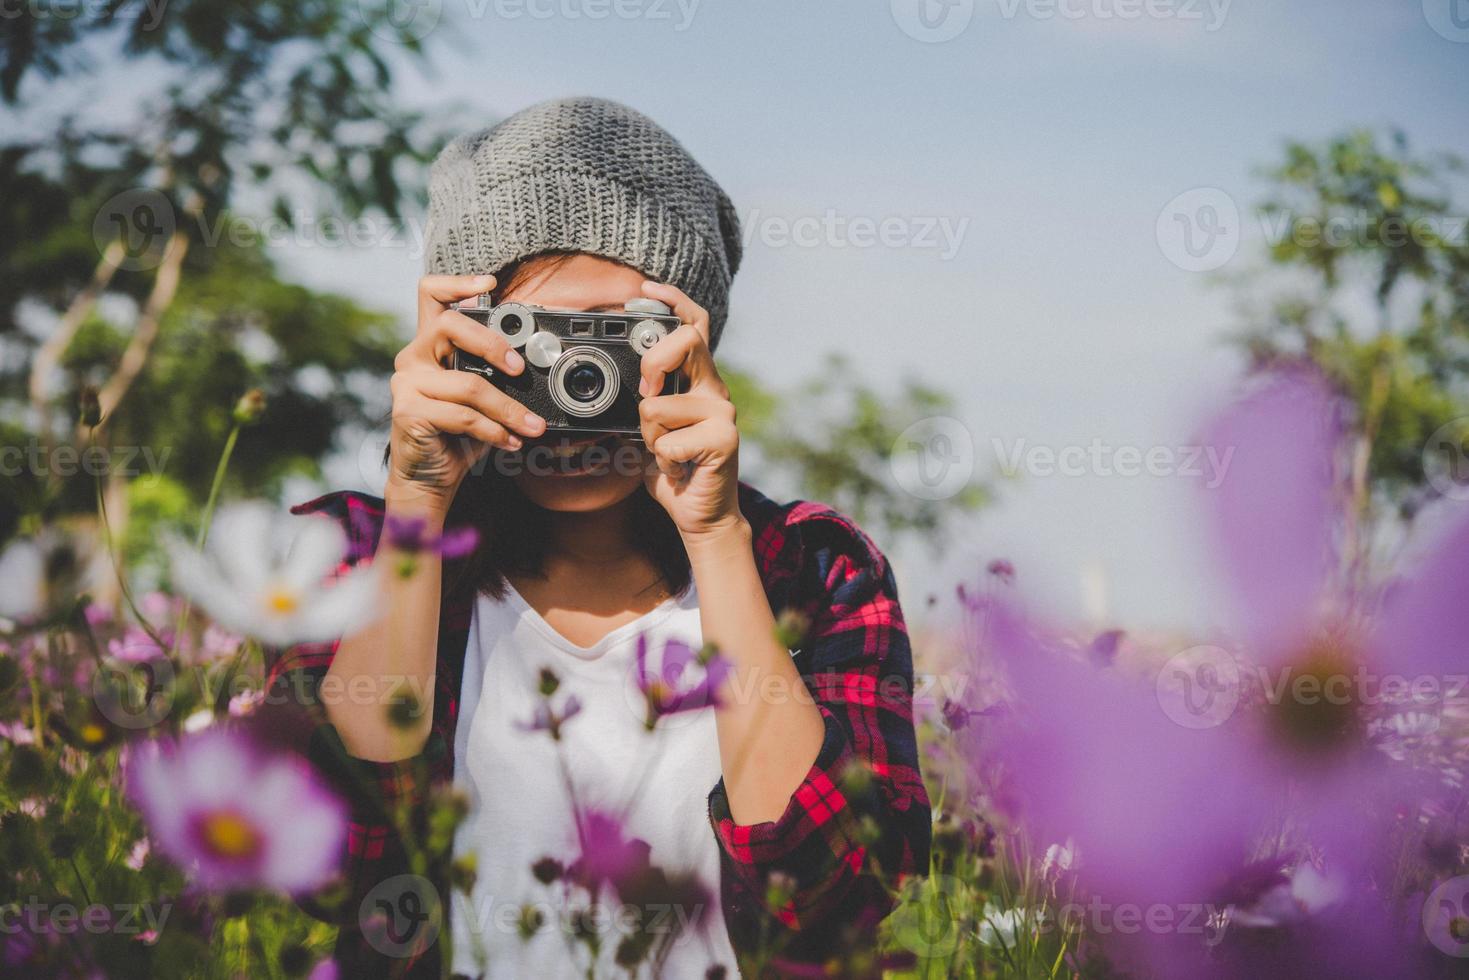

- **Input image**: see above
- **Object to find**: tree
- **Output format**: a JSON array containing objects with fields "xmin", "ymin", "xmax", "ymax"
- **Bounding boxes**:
[{"xmin": 1234, "ymin": 130, "xmax": 1469, "ymax": 578}]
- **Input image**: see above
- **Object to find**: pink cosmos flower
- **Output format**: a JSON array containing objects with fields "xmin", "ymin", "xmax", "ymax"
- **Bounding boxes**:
[
  {"xmin": 382, "ymin": 514, "xmax": 480, "ymax": 559},
  {"xmin": 84, "ymin": 602, "xmax": 114, "ymax": 628},
  {"xmin": 515, "ymin": 695, "xmax": 582, "ymax": 740},
  {"xmin": 569, "ymin": 809, "xmax": 650, "ymax": 893},
  {"xmin": 633, "ymin": 636, "xmax": 731, "ymax": 727},
  {"xmin": 108, "ymin": 625, "xmax": 168, "ymax": 663},
  {"xmin": 126, "ymin": 727, "xmax": 345, "ymax": 894},
  {"xmin": 978, "ymin": 369, "xmax": 1463, "ymax": 977}
]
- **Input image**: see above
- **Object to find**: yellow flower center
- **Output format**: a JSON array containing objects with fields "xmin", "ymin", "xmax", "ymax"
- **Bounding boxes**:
[
  {"xmin": 80, "ymin": 722, "xmax": 107, "ymax": 744},
  {"xmin": 264, "ymin": 586, "xmax": 299, "ymax": 615},
  {"xmin": 199, "ymin": 811, "xmax": 261, "ymax": 860},
  {"xmin": 1270, "ymin": 633, "xmax": 1362, "ymax": 755}
]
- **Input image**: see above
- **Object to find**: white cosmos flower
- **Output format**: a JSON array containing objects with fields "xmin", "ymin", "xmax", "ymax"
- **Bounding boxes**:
[
  {"xmin": 1042, "ymin": 839, "xmax": 1078, "ymax": 875},
  {"xmin": 166, "ymin": 503, "xmax": 380, "ymax": 647},
  {"xmin": 978, "ymin": 904, "xmax": 1034, "ymax": 949},
  {"xmin": 0, "ymin": 538, "xmax": 46, "ymax": 622}
]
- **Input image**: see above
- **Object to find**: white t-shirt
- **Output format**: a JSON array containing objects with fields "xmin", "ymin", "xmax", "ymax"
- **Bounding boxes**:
[{"xmin": 448, "ymin": 580, "xmax": 738, "ymax": 979}]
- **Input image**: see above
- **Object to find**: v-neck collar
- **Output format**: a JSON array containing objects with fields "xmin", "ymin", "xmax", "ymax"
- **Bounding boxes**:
[{"xmin": 491, "ymin": 579, "xmax": 691, "ymax": 659}]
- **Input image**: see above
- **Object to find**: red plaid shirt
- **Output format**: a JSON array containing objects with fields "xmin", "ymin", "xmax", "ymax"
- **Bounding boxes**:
[{"xmin": 263, "ymin": 483, "xmax": 930, "ymax": 976}]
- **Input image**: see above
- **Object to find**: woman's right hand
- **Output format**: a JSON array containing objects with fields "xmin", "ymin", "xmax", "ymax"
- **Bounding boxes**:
[{"xmin": 386, "ymin": 274, "xmax": 547, "ymax": 514}]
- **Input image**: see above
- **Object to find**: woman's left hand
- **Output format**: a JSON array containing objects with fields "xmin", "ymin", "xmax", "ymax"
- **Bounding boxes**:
[{"xmin": 636, "ymin": 281, "xmax": 744, "ymax": 541}]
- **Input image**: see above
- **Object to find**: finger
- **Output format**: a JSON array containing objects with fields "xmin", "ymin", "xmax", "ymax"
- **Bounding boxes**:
[
  {"xmin": 639, "ymin": 394, "xmax": 734, "ymax": 445},
  {"xmin": 640, "ymin": 280, "xmax": 711, "ymax": 347},
  {"xmin": 428, "ymin": 308, "xmax": 526, "ymax": 374},
  {"xmin": 417, "ymin": 274, "xmax": 496, "ymax": 328},
  {"xmin": 638, "ymin": 325, "xmax": 725, "ymax": 400},
  {"xmin": 394, "ymin": 391, "xmax": 518, "ymax": 451},
  {"xmin": 403, "ymin": 369, "xmax": 547, "ymax": 438},
  {"xmin": 648, "ymin": 418, "xmax": 739, "ymax": 467}
]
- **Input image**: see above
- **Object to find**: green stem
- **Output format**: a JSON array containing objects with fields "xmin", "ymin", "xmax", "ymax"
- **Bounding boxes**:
[
  {"xmin": 68, "ymin": 855, "xmax": 93, "ymax": 906},
  {"xmin": 169, "ymin": 422, "xmax": 241, "ymax": 667},
  {"xmin": 198, "ymin": 424, "xmax": 240, "ymax": 551},
  {"xmin": 30, "ymin": 677, "xmax": 45, "ymax": 750},
  {"xmin": 91, "ymin": 432, "xmax": 167, "ymax": 649}
]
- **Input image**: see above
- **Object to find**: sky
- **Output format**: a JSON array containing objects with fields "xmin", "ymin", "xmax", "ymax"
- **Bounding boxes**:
[{"xmin": 12, "ymin": 0, "xmax": 1469, "ymax": 633}]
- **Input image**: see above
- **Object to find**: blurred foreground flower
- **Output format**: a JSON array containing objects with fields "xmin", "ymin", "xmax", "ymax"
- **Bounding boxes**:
[
  {"xmin": 569, "ymin": 809, "xmax": 649, "ymax": 893},
  {"xmin": 126, "ymin": 727, "xmax": 345, "ymax": 894},
  {"xmin": 633, "ymin": 636, "xmax": 731, "ymax": 728},
  {"xmin": 975, "ymin": 369, "xmax": 1462, "ymax": 977},
  {"xmin": 166, "ymin": 503, "xmax": 379, "ymax": 647},
  {"xmin": 0, "ymin": 538, "xmax": 45, "ymax": 622},
  {"xmin": 383, "ymin": 514, "xmax": 479, "ymax": 558}
]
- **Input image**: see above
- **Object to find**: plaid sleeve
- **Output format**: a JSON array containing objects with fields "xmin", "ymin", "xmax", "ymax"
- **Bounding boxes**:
[
  {"xmin": 709, "ymin": 495, "xmax": 932, "ymax": 958},
  {"xmin": 258, "ymin": 491, "xmax": 451, "ymax": 929}
]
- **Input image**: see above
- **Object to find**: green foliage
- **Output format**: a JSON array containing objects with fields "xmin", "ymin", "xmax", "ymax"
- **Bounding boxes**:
[
  {"xmin": 1238, "ymin": 129, "xmax": 1469, "ymax": 523},
  {"xmin": 728, "ymin": 355, "xmax": 989, "ymax": 548}
]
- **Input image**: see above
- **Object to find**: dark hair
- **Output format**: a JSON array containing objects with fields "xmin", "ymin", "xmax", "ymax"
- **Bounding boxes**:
[{"xmin": 438, "ymin": 251, "xmax": 692, "ymax": 602}]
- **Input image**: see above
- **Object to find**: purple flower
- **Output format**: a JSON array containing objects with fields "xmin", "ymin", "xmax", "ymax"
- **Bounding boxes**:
[
  {"xmin": 570, "ymin": 809, "xmax": 650, "ymax": 894},
  {"xmin": 198, "ymin": 624, "xmax": 243, "ymax": 662},
  {"xmin": 108, "ymin": 625, "xmax": 167, "ymax": 663},
  {"xmin": 126, "ymin": 727, "xmax": 345, "ymax": 894},
  {"xmin": 977, "ymin": 369, "xmax": 1460, "ymax": 976},
  {"xmin": 979, "ymin": 599, "xmax": 1259, "ymax": 912},
  {"xmin": 939, "ymin": 698, "xmax": 972, "ymax": 732},
  {"xmin": 84, "ymin": 602, "xmax": 114, "ymax": 628},
  {"xmin": 986, "ymin": 558, "xmax": 1015, "ymax": 584},
  {"xmin": 633, "ymin": 636, "xmax": 732, "ymax": 728},
  {"xmin": 515, "ymin": 695, "xmax": 582, "ymax": 740},
  {"xmin": 383, "ymin": 515, "xmax": 480, "ymax": 559}
]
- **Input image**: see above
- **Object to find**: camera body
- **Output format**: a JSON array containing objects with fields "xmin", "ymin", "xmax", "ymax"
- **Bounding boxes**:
[{"xmin": 452, "ymin": 297, "xmax": 684, "ymax": 437}]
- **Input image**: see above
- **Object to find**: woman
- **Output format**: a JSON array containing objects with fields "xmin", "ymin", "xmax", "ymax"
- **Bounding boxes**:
[{"xmin": 268, "ymin": 97, "xmax": 930, "ymax": 978}]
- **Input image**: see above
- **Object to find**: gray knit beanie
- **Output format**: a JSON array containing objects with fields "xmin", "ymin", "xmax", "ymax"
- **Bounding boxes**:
[{"xmin": 424, "ymin": 97, "xmax": 742, "ymax": 350}]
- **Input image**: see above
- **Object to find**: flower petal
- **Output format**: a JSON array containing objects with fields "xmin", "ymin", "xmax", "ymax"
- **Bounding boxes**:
[
  {"xmin": 167, "ymin": 536, "xmax": 254, "ymax": 636},
  {"xmin": 292, "ymin": 564, "xmax": 382, "ymax": 644},
  {"xmin": 1198, "ymin": 370, "xmax": 1342, "ymax": 665},
  {"xmin": 1370, "ymin": 507, "xmax": 1469, "ymax": 679},
  {"xmin": 281, "ymin": 515, "xmax": 350, "ymax": 594},
  {"xmin": 207, "ymin": 503, "xmax": 277, "ymax": 596}
]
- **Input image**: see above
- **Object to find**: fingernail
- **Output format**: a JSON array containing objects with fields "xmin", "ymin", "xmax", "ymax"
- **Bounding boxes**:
[
  {"xmin": 638, "ymin": 378, "xmax": 650, "ymax": 398},
  {"xmin": 505, "ymin": 350, "xmax": 525, "ymax": 373},
  {"xmin": 525, "ymin": 412, "xmax": 545, "ymax": 431},
  {"xmin": 506, "ymin": 436, "xmax": 522, "ymax": 450}
]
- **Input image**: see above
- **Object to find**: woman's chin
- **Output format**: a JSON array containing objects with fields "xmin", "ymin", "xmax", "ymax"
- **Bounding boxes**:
[{"xmin": 513, "ymin": 470, "xmax": 644, "ymax": 513}]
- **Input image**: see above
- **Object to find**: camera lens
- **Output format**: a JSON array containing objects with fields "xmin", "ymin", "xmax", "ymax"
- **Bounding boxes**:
[
  {"xmin": 549, "ymin": 347, "xmax": 620, "ymax": 418},
  {"xmin": 566, "ymin": 362, "xmax": 605, "ymax": 402},
  {"xmin": 501, "ymin": 314, "xmax": 523, "ymax": 335}
]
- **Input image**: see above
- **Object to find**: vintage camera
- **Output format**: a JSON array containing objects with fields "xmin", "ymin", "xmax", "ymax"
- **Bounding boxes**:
[{"xmin": 452, "ymin": 297, "xmax": 684, "ymax": 437}]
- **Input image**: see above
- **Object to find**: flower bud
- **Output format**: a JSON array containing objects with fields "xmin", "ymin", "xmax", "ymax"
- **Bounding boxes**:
[
  {"xmin": 233, "ymin": 388, "xmax": 267, "ymax": 425},
  {"xmin": 78, "ymin": 386, "xmax": 102, "ymax": 427}
]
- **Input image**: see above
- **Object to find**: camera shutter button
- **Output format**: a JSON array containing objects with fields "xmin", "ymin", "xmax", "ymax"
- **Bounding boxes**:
[{"xmin": 624, "ymin": 298, "xmax": 672, "ymax": 315}]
